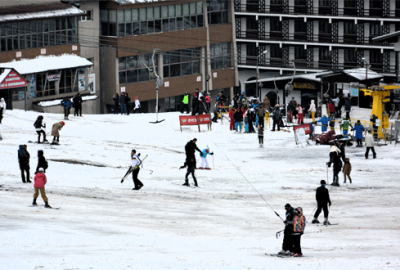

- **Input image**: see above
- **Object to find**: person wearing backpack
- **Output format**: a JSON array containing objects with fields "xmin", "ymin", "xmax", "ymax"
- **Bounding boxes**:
[
  {"xmin": 33, "ymin": 115, "xmax": 48, "ymax": 143},
  {"xmin": 291, "ymin": 207, "xmax": 306, "ymax": 257},
  {"xmin": 18, "ymin": 145, "xmax": 31, "ymax": 183},
  {"xmin": 36, "ymin": 150, "xmax": 48, "ymax": 173},
  {"xmin": 271, "ymin": 104, "xmax": 281, "ymax": 131},
  {"xmin": 62, "ymin": 97, "xmax": 73, "ymax": 120},
  {"xmin": 73, "ymin": 93, "xmax": 83, "ymax": 117}
]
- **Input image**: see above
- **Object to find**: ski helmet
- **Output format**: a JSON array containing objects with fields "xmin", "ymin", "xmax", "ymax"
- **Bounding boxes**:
[{"xmin": 61, "ymin": 121, "xmax": 65, "ymax": 125}]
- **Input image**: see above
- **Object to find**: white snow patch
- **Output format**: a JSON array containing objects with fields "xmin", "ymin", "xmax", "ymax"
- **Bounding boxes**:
[{"xmin": 37, "ymin": 95, "xmax": 97, "ymax": 107}]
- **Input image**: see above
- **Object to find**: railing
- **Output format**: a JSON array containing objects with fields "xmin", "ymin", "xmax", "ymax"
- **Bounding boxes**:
[
  {"xmin": 235, "ymin": 4, "xmax": 398, "ymax": 18},
  {"xmin": 236, "ymin": 31, "xmax": 391, "ymax": 46}
]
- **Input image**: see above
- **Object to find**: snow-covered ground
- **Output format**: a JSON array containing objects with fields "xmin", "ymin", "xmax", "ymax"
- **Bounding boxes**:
[{"xmin": 0, "ymin": 109, "xmax": 399, "ymax": 270}]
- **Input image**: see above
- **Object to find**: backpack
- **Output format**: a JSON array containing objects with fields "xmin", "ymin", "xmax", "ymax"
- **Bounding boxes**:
[
  {"xmin": 18, "ymin": 146, "xmax": 27, "ymax": 158},
  {"xmin": 44, "ymin": 160, "xmax": 48, "ymax": 169}
]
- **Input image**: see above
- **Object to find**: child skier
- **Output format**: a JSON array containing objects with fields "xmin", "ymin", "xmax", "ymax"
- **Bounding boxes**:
[
  {"xmin": 316, "ymin": 115, "xmax": 330, "ymax": 132},
  {"xmin": 199, "ymin": 147, "xmax": 213, "ymax": 170},
  {"xmin": 258, "ymin": 125, "xmax": 264, "ymax": 148},
  {"xmin": 229, "ymin": 106, "xmax": 235, "ymax": 130},
  {"xmin": 340, "ymin": 118, "xmax": 353, "ymax": 138},
  {"xmin": 343, "ymin": 158, "xmax": 352, "ymax": 184},
  {"xmin": 32, "ymin": 167, "xmax": 51, "ymax": 208}
]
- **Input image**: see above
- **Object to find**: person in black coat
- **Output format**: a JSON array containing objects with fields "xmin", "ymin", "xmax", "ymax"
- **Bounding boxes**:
[
  {"xmin": 18, "ymin": 145, "xmax": 31, "ymax": 183},
  {"xmin": 33, "ymin": 115, "xmax": 47, "ymax": 143},
  {"xmin": 327, "ymin": 143, "xmax": 342, "ymax": 187},
  {"xmin": 271, "ymin": 104, "xmax": 281, "ymax": 131},
  {"xmin": 73, "ymin": 93, "xmax": 83, "ymax": 116},
  {"xmin": 113, "ymin": 93, "xmax": 119, "ymax": 114},
  {"xmin": 191, "ymin": 92, "xmax": 199, "ymax": 116},
  {"xmin": 278, "ymin": 203, "xmax": 296, "ymax": 255},
  {"xmin": 36, "ymin": 150, "xmax": 47, "ymax": 173},
  {"xmin": 312, "ymin": 180, "xmax": 332, "ymax": 225},
  {"xmin": 233, "ymin": 108, "xmax": 243, "ymax": 132},
  {"xmin": 185, "ymin": 138, "xmax": 202, "ymax": 166},
  {"xmin": 120, "ymin": 93, "xmax": 127, "ymax": 115},
  {"xmin": 125, "ymin": 93, "xmax": 131, "ymax": 115}
]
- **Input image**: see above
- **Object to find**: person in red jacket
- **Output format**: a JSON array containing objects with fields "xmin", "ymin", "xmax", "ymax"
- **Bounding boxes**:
[
  {"xmin": 32, "ymin": 167, "xmax": 51, "ymax": 208},
  {"xmin": 328, "ymin": 101, "xmax": 336, "ymax": 120},
  {"xmin": 228, "ymin": 106, "xmax": 235, "ymax": 130}
]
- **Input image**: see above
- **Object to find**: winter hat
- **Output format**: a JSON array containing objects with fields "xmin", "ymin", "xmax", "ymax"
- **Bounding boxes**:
[
  {"xmin": 38, "ymin": 167, "xmax": 44, "ymax": 172},
  {"xmin": 135, "ymin": 96, "xmax": 138, "ymax": 99},
  {"xmin": 132, "ymin": 149, "xmax": 136, "ymax": 153},
  {"xmin": 61, "ymin": 121, "xmax": 65, "ymax": 125},
  {"xmin": 285, "ymin": 203, "xmax": 291, "ymax": 208},
  {"xmin": 320, "ymin": 180, "xmax": 326, "ymax": 185},
  {"xmin": 193, "ymin": 138, "xmax": 197, "ymax": 142},
  {"xmin": 357, "ymin": 120, "xmax": 361, "ymax": 124}
]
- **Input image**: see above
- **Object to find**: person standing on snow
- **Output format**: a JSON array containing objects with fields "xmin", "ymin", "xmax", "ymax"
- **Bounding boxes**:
[
  {"xmin": 352, "ymin": 120, "xmax": 365, "ymax": 147},
  {"xmin": 199, "ymin": 147, "xmax": 213, "ymax": 169},
  {"xmin": 120, "ymin": 93, "xmax": 127, "ymax": 115},
  {"xmin": 129, "ymin": 150, "xmax": 143, "ymax": 190},
  {"xmin": 182, "ymin": 92, "xmax": 190, "ymax": 113},
  {"xmin": 185, "ymin": 138, "xmax": 202, "ymax": 168},
  {"xmin": 33, "ymin": 115, "xmax": 48, "ymax": 143},
  {"xmin": 18, "ymin": 145, "xmax": 31, "ymax": 183},
  {"xmin": 271, "ymin": 104, "xmax": 281, "ymax": 131},
  {"xmin": 312, "ymin": 180, "xmax": 331, "ymax": 225},
  {"xmin": 278, "ymin": 203, "xmax": 295, "ymax": 256},
  {"xmin": 191, "ymin": 91, "xmax": 198, "ymax": 115},
  {"xmin": 62, "ymin": 97, "xmax": 73, "ymax": 120},
  {"xmin": 0, "ymin": 97, "xmax": 6, "ymax": 124},
  {"xmin": 51, "ymin": 121, "xmax": 65, "ymax": 144},
  {"xmin": 340, "ymin": 118, "xmax": 353, "ymax": 138},
  {"xmin": 344, "ymin": 97, "xmax": 352, "ymax": 120},
  {"xmin": 291, "ymin": 207, "xmax": 306, "ymax": 257},
  {"xmin": 229, "ymin": 106, "xmax": 235, "ymax": 130},
  {"xmin": 73, "ymin": 92, "xmax": 83, "ymax": 117},
  {"xmin": 309, "ymin": 100, "xmax": 316, "ymax": 123},
  {"xmin": 134, "ymin": 96, "xmax": 141, "ymax": 113},
  {"xmin": 233, "ymin": 107, "xmax": 243, "ymax": 133},
  {"xmin": 113, "ymin": 93, "xmax": 120, "ymax": 114},
  {"xmin": 328, "ymin": 100, "xmax": 336, "ymax": 120},
  {"xmin": 296, "ymin": 103, "xmax": 305, "ymax": 124},
  {"xmin": 316, "ymin": 115, "xmax": 330, "ymax": 132},
  {"xmin": 256, "ymin": 103, "xmax": 266, "ymax": 128},
  {"xmin": 365, "ymin": 130, "xmax": 377, "ymax": 159},
  {"xmin": 257, "ymin": 125, "xmax": 264, "ymax": 147},
  {"xmin": 326, "ymin": 143, "xmax": 342, "ymax": 186},
  {"xmin": 32, "ymin": 167, "xmax": 52, "ymax": 208},
  {"xmin": 36, "ymin": 150, "xmax": 48, "ymax": 174}
]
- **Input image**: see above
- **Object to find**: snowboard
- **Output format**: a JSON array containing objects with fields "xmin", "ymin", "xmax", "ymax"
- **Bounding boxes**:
[
  {"xmin": 28, "ymin": 140, "xmax": 50, "ymax": 144},
  {"xmin": 266, "ymin": 253, "xmax": 308, "ymax": 258}
]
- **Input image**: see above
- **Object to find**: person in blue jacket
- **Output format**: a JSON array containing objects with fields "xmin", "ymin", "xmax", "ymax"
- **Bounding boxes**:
[
  {"xmin": 62, "ymin": 97, "xmax": 73, "ymax": 120},
  {"xmin": 316, "ymin": 115, "xmax": 330, "ymax": 132},
  {"xmin": 199, "ymin": 146, "xmax": 213, "ymax": 169},
  {"xmin": 352, "ymin": 120, "xmax": 365, "ymax": 147}
]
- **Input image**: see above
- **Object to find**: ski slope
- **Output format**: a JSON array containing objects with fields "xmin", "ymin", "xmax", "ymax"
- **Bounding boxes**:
[{"xmin": 0, "ymin": 109, "xmax": 399, "ymax": 270}]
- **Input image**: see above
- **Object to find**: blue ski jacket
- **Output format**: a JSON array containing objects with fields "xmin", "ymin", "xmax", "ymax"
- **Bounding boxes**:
[{"xmin": 353, "ymin": 124, "xmax": 365, "ymax": 139}]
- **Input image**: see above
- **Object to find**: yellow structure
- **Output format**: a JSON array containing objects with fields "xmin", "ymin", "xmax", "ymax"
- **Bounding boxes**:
[{"xmin": 360, "ymin": 85, "xmax": 396, "ymax": 139}]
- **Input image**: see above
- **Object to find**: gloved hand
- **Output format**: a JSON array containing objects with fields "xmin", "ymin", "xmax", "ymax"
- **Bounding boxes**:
[
  {"xmin": 134, "ymin": 166, "xmax": 138, "ymax": 170},
  {"xmin": 329, "ymin": 202, "xmax": 332, "ymax": 206},
  {"xmin": 211, "ymin": 152, "xmax": 214, "ymax": 155},
  {"xmin": 43, "ymin": 123, "xmax": 46, "ymax": 128},
  {"xmin": 121, "ymin": 179, "xmax": 124, "ymax": 183}
]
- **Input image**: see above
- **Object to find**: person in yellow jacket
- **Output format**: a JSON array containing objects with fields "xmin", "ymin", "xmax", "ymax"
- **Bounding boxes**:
[{"xmin": 182, "ymin": 92, "xmax": 189, "ymax": 113}]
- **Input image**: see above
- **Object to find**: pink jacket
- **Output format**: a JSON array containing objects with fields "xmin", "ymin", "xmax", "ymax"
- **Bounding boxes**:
[
  {"xmin": 296, "ymin": 106, "xmax": 304, "ymax": 114},
  {"xmin": 34, "ymin": 172, "xmax": 47, "ymax": 189}
]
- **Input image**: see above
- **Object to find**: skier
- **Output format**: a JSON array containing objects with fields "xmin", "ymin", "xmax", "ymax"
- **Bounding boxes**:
[
  {"xmin": 328, "ymin": 100, "xmax": 336, "ymax": 120},
  {"xmin": 309, "ymin": 100, "xmax": 316, "ymax": 123},
  {"xmin": 211, "ymin": 105, "xmax": 220, "ymax": 123},
  {"xmin": 263, "ymin": 95, "xmax": 271, "ymax": 112},
  {"xmin": 248, "ymin": 108, "xmax": 255, "ymax": 133},
  {"xmin": 312, "ymin": 180, "xmax": 332, "ymax": 224},
  {"xmin": 182, "ymin": 92, "xmax": 190, "ymax": 113},
  {"xmin": 278, "ymin": 203, "xmax": 295, "ymax": 256},
  {"xmin": 271, "ymin": 104, "xmax": 281, "ymax": 131},
  {"xmin": 18, "ymin": 145, "xmax": 31, "ymax": 183},
  {"xmin": 291, "ymin": 207, "xmax": 306, "ymax": 257},
  {"xmin": 256, "ymin": 103, "xmax": 266, "ymax": 128},
  {"xmin": 352, "ymin": 120, "xmax": 365, "ymax": 147},
  {"xmin": 36, "ymin": 150, "xmax": 48, "ymax": 174},
  {"xmin": 316, "ymin": 115, "xmax": 330, "ymax": 132},
  {"xmin": 326, "ymin": 143, "xmax": 342, "ymax": 186},
  {"xmin": 51, "ymin": 121, "xmax": 65, "ymax": 144},
  {"xmin": 73, "ymin": 92, "xmax": 83, "ymax": 117},
  {"xmin": 0, "ymin": 97, "xmax": 6, "ymax": 124},
  {"xmin": 243, "ymin": 111, "xmax": 249, "ymax": 133},
  {"xmin": 365, "ymin": 130, "xmax": 376, "ymax": 159},
  {"xmin": 229, "ymin": 106, "xmax": 235, "ymax": 130},
  {"xmin": 33, "ymin": 115, "xmax": 48, "ymax": 143},
  {"xmin": 257, "ymin": 125, "xmax": 264, "ymax": 148},
  {"xmin": 199, "ymin": 147, "xmax": 213, "ymax": 169},
  {"xmin": 233, "ymin": 107, "xmax": 243, "ymax": 133},
  {"xmin": 343, "ymin": 158, "xmax": 352, "ymax": 184},
  {"xmin": 340, "ymin": 118, "xmax": 353, "ymax": 138},
  {"xmin": 185, "ymin": 138, "xmax": 202, "ymax": 168},
  {"xmin": 344, "ymin": 97, "xmax": 351, "ymax": 119},
  {"xmin": 128, "ymin": 149, "xmax": 143, "ymax": 190},
  {"xmin": 32, "ymin": 167, "xmax": 51, "ymax": 208},
  {"xmin": 134, "ymin": 96, "xmax": 141, "ymax": 113},
  {"xmin": 62, "ymin": 97, "xmax": 73, "ymax": 120}
]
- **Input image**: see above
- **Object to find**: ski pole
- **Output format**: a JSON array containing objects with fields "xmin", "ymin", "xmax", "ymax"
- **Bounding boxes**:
[
  {"xmin": 308, "ymin": 205, "xmax": 317, "ymax": 223},
  {"xmin": 326, "ymin": 164, "xmax": 328, "ymax": 182},
  {"xmin": 276, "ymin": 229, "xmax": 284, "ymax": 239}
]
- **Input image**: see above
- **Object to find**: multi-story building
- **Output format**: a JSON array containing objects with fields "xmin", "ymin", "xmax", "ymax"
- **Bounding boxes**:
[
  {"xmin": 99, "ymin": 0, "xmax": 239, "ymax": 113},
  {"xmin": 0, "ymin": 0, "xmax": 97, "ymax": 112},
  {"xmin": 234, "ymin": 0, "xmax": 400, "ymax": 106}
]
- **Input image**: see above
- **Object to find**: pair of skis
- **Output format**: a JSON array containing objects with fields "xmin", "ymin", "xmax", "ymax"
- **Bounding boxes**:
[{"xmin": 120, "ymin": 154, "xmax": 148, "ymax": 183}]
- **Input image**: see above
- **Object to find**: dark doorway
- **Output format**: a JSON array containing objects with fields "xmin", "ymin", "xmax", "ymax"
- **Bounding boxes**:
[{"xmin": 267, "ymin": 91, "xmax": 279, "ymax": 107}]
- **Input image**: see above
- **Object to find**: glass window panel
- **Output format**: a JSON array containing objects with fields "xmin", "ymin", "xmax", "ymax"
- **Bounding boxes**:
[
  {"xmin": 132, "ymin": 9, "xmax": 139, "ymax": 21},
  {"xmin": 13, "ymin": 36, "xmax": 18, "ymax": 50},
  {"xmin": 155, "ymin": 20, "xmax": 162, "ymax": 32},
  {"xmin": 133, "ymin": 22, "xmax": 140, "ymax": 35},
  {"xmin": 67, "ymin": 17, "xmax": 73, "ymax": 29},
  {"xmin": 184, "ymin": 16, "xmax": 191, "ymax": 29},
  {"xmin": 60, "ymin": 18, "xmax": 66, "ymax": 30},
  {"xmin": 140, "ymin": 22, "xmax": 147, "ymax": 34},
  {"xmin": 162, "ymin": 19, "xmax": 169, "ymax": 32},
  {"xmin": 138, "ymin": 68, "xmax": 149, "ymax": 82},
  {"xmin": 118, "ymin": 10, "xmax": 125, "ymax": 23},
  {"xmin": 154, "ymin": 6, "xmax": 161, "ymax": 19},
  {"xmin": 7, "ymin": 37, "xmax": 12, "ymax": 50},
  {"xmin": 181, "ymin": 49, "xmax": 192, "ymax": 61},
  {"xmin": 191, "ymin": 16, "xmax": 196, "ymax": 28},
  {"xmin": 193, "ymin": 60, "xmax": 200, "ymax": 73},
  {"xmin": 177, "ymin": 17, "xmax": 183, "ymax": 30},
  {"xmin": 197, "ymin": 15, "xmax": 204, "ymax": 27},
  {"xmin": 170, "ymin": 64, "xmax": 181, "ymax": 77},
  {"xmin": 163, "ymin": 66, "xmax": 170, "ymax": 77},
  {"xmin": 43, "ymin": 33, "xmax": 49, "ymax": 46},
  {"xmin": 72, "ymin": 17, "xmax": 77, "ymax": 28},
  {"xmin": 147, "ymin": 7, "xmax": 154, "ymax": 20},
  {"xmin": 148, "ymin": 21, "xmax": 154, "ymax": 33},
  {"xmin": 126, "ymin": 23, "xmax": 132, "ymax": 35},
  {"xmin": 162, "ymin": 6, "xmax": 168, "ymax": 18},
  {"xmin": 119, "ymin": 71, "xmax": 126, "ymax": 84},
  {"xmin": 170, "ymin": 50, "xmax": 180, "ymax": 63},
  {"xmin": 183, "ymin": 3, "xmax": 189, "ymax": 16},
  {"xmin": 181, "ymin": 62, "xmax": 192, "ymax": 75},
  {"xmin": 118, "ymin": 24, "xmax": 125, "ymax": 36},
  {"xmin": 127, "ymin": 70, "xmax": 137, "ymax": 83},
  {"xmin": 127, "ymin": 56, "xmax": 137, "ymax": 68},
  {"xmin": 109, "ymin": 23, "xmax": 117, "ymax": 36},
  {"xmin": 169, "ymin": 18, "xmax": 176, "ymax": 31},
  {"xmin": 138, "ymin": 54, "xmax": 149, "ymax": 68},
  {"xmin": 38, "ymin": 33, "xmax": 43, "ymax": 47},
  {"xmin": 100, "ymin": 10, "xmax": 108, "ymax": 22},
  {"xmin": 190, "ymin": 2, "xmax": 196, "ymax": 15},
  {"xmin": 26, "ymin": 34, "xmax": 31, "ymax": 48},
  {"xmin": 48, "ymin": 19, "xmax": 55, "ymax": 31},
  {"xmin": 211, "ymin": 12, "xmax": 222, "ymax": 24},
  {"xmin": 197, "ymin": 2, "xmax": 203, "ymax": 14},
  {"xmin": 125, "ymin": 9, "xmax": 132, "ymax": 22},
  {"xmin": 169, "ymin": 5, "xmax": 176, "ymax": 17},
  {"xmin": 109, "ymin": 10, "xmax": 117, "ymax": 23},
  {"xmin": 6, "ymin": 23, "xmax": 12, "ymax": 36},
  {"xmin": 12, "ymin": 23, "xmax": 18, "ymax": 35},
  {"xmin": 224, "ymin": 55, "xmax": 231, "ymax": 68},
  {"xmin": 101, "ymin": 22, "xmax": 109, "ymax": 35},
  {"xmin": 140, "ymin": 8, "xmax": 147, "ymax": 21},
  {"xmin": 19, "ymin": 35, "xmax": 25, "ymax": 50},
  {"xmin": 68, "ymin": 30, "xmax": 73, "ymax": 44},
  {"xmin": 214, "ymin": 43, "xmax": 223, "ymax": 56},
  {"xmin": 163, "ymin": 52, "xmax": 169, "ymax": 64},
  {"xmin": 222, "ymin": 11, "xmax": 228, "ymax": 23},
  {"xmin": 176, "ymin": 4, "xmax": 182, "ymax": 16}
]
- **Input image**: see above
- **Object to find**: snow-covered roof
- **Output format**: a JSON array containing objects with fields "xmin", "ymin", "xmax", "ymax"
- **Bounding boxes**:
[
  {"xmin": 0, "ymin": 69, "xmax": 12, "ymax": 84},
  {"xmin": 0, "ymin": 54, "xmax": 93, "ymax": 75},
  {"xmin": 0, "ymin": 7, "xmax": 84, "ymax": 23},
  {"xmin": 37, "ymin": 95, "xmax": 97, "ymax": 107},
  {"xmin": 113, "ymin": 0, "xmax": 166, "ymax": 5},
  {"xmin": 343, "ymin": 68, "xmax": 383, "ymax": 81},
  {"xmin": 245, "ymin": 71, "xmax": 333, "ymax": 84}
]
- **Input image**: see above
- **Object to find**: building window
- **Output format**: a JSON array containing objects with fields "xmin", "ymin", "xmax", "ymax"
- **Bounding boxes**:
[
  {"xmin": 210, "ymin": 42, "xmax": 232, "ymax": 69},
  {"xmin": 344, "ymin": 0, "xmax": 356, "ymax": 8},
  {"xmin": 370, "ymin": 50, "xmax": 382, "ymax": 64},
  {"xmin": 319, "ymin": 0, "xmax": 331, "ymax": 7},
  {"xmin": 370, "ymin": 0, "xmax": 382, "ymax": 9},
  {"xmin": 319, "ymin": 20, "xmax": 330, "ymax": 33},
  {"xmin": 319, "ymin": 47, "xmax": 331, "ymax": 61},
  {"xmin": 270, "ymin": 44, "xmax": 281, "ymax": 58},
  {"xmin": 344, "ymin": 49, "xmax": 356, "ymax": 62},
  {"xmin": 294, "ymin": 46, "xmax": 306, "ymax": 59},
  {"xmin": 163, "ymin": 47, "xmax": 201, "ymax": 78},
  {"xmin": 370, "ymin": 23, "xmax": 382, "ymax": 36},
  {"xmin": 344, "ymin": 21, "xmax": 356, "ymax": 35},
  {"xmin": 79, "ymin": 10, "xmax": 92, "ymax": 21},
  {"xmin": 207, "ymin": 0, "xmax": 228, "ymax": 25},
  {"xmin": 270, "ymin": 18, "xmax": 281, "ymax": 31},
  {"xmin": 118, "ymin": 53, "xmax": 157, "ymax": 84}
]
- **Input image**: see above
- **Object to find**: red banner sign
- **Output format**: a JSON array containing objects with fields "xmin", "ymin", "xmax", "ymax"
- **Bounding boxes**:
[
  {"xmin": 0, "ymin": 70, "xmax": 27, "ymax": 89},
  {"xmin": 293, "ymin": 123, "xmax": 312, "ymax": 135},
  {"xmin": 179, "ymin": 114, "xmax": 212, "ymax": 132}
]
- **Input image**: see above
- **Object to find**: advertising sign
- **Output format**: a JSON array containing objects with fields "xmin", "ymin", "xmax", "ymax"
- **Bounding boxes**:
[
  {"xmin": 78, "ymin": 74, "xmax": 85, "ymax": 91},
  {"xmin": 29, "ymin": 74, "xmax": 36, "ymax": 98},
  {"xmin": 293, "ymin": 123, "xmax": 312, "ymax": 145},
  {"xmin": 179, "ymin": 114, "xmax": 212, "ymax": 132},
  {"xmin": 88, "ymin": 73, "xmax": 95, "ymax": 93},
  {"xmin": 350, "ymin": 82, "xmax": 359, "ymax": 97},
  {"xmin": 293, "ymin": 123, "xmax": 312, "ymax": 135},
  {"xmin": 0, "ymin": 70, "xmax": 28, "ymax": 89},
  {"xmin": 47, "ymin": 74, "xmax": 61, "ymax": 81}
]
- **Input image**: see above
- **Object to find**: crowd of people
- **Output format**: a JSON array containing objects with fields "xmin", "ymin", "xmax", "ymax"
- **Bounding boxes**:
[{"xmin": 113, "ymin": 93, "xmax": 141, "ymax": 115}]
